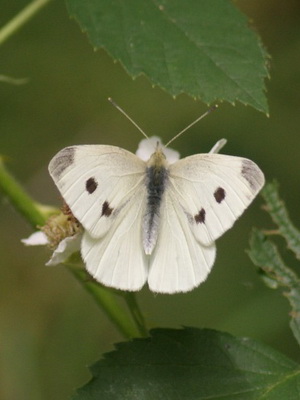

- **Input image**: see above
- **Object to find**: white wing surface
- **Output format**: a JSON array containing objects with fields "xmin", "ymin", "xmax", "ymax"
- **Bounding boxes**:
[
  {"xmin": 148, "ymin": 190, "xmax": 216, "ymax": 293},
  {"xmin": 49, "ymin": 145, "xmax": 146, "ymax": 239},
  {"xmin": 168, "ymin": 153, "xmax": 265, "ymax": 246},
  {"xmin": 82, "ymin": 192, "xmax": 149, "ymax": 291}
]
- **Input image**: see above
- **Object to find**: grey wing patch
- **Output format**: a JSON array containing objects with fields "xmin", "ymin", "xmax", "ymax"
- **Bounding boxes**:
[
  {"xmin": 49, "ymin": 147, "xmax": 75, "ymax": 179},
  {"xmin": 241, "ymin": 159, "xmax": 264, "ymax": 192}
]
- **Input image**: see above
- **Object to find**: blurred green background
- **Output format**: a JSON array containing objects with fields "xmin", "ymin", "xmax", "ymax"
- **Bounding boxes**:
[{"xmin": 1, "ymin": 0, "xmax": 300, "ymax": 399}]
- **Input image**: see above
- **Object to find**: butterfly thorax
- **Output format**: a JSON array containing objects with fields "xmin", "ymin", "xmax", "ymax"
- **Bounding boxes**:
[{"xmin": 143, "ymin": 149, "xmax": 169, "ymax": 255}]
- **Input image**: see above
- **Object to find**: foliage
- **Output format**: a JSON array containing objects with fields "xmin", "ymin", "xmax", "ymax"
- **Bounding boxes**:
[
  {"xmin": 73, "ymin": 327, "xmax": 300, "ymax": 400},
  {"xmin": 248, "ymin": 182, "xmax": 300, "ymax": 347},
  {"xmin": 1, "ymin": 1, "xmax": 300, "ymax": 399},
  {"xmin": 66, "ymin": 0, "xmax": 269, "ymax": 113}
]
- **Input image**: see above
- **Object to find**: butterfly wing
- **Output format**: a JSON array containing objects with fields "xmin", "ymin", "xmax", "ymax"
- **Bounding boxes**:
[
  {"xmin": 148, "ymin": 153, "xmax": 264, "ymax": 293},
  {"xmin": 168, "ymin": 153, "xmax": 265, "ymax": 246},
  {"xmin": 148, "ymin": 189, "xmax": 216, "ymax": 293},
  {"xmin": 82, "ymin": 190, "xmax": 149, "ymax": 291},
  {"xmin": 49, "ymin": 144, "xmax": 149, "ymax": 291},
  {"xmin": 49, "ymin": 145, "xmax": 146, "ymax": 238}
]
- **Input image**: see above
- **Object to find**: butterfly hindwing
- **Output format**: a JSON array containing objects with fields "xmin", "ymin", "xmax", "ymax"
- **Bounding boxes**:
[
  {"xmin": 168, "ymin": 153, "xmax": 265, "ymax": 246},
  {"xmin": 148, "ymin": 190, "xmax": 216, "ymax": 293},
  {"xmin": 81, "ymin": 191, "xmax": 149, "ymax": 291},
  {"xmin": 49, "ymin": 145, "xmax": 146, "ymax": 239}
]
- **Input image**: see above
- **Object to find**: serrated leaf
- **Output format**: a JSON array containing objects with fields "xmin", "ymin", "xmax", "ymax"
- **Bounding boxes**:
[
  {"xmin": 248, "ymin": 229, "xmax": 300, "ymax": 347},
  {"xmin": 261, "ymin": 181, "xmax": 300, "ymax": 259},
  {"xmin": 66, "ymin": 0, "xmax": 269, "ymax": 113},
  {"xmin": 72, "ymin": 327, "xmax": 300, "ymax": 400}
]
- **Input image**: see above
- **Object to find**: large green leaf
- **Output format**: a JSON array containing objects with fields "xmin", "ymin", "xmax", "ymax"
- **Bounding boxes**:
[
  {"xmin": 72, "ymin": 327, "xmax": 300, "ymax": 399},
  {"xmin": 66, "ymin": 0, "xmax": 269, "ymax": 113}
]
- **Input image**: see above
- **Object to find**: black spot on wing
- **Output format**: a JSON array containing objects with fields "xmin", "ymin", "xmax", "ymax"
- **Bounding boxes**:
[
  {"xmin": 50, "ymin": 147, "xmax": 75, "ymax": 179},
  {"xmin": 214, "ymin": 187, "xmax": 226, "ymax": 203},
  {"xmin": 195, "ymin": 208, "xmax": 206, "ymax": 224},
  {"xmin": 86, "ymin": 177, "xmax": 98, "ymax": 194},
  {"xmin": 101, "ymin": 201, "xmax": 113, "ymax": 217}
]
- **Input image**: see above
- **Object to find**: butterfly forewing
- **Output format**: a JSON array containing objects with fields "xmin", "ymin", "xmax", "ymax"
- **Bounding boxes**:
[
  {"xmin": 168, "ymin": 153, "xmax": 265, "ymax": 246},
  {"xmin": 49, "ymin": 145, "xmax": 146, "ymax": 239}
]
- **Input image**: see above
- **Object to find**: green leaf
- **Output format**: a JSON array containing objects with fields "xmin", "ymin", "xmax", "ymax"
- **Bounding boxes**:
[
  {"xmin": 66, "ymin": 0, "xmax": 269, "ymax": 113},
  {"xmin": 72, "ymin": 327, "xmax": 300, "ymax": 400},
  {"xmin": 261, "ymin": 181, "xmax": 300, "ymax": 260},
  {"xmin": 248, "ymin": 229, "xmax": 300, "ymax": 347}
]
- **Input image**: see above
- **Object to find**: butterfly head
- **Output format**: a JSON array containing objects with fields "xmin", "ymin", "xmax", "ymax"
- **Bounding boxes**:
[
  {"xmin": 136, "ymin": 136, "xmax": 180, "ymax": 164},
  {"xmin": 148, "ymin": 144, "xmax": 168, "ymax": 169}
]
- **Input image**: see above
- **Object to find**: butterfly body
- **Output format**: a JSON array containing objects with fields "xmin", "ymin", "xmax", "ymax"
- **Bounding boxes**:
[
  {"xmin": 144, "ymin": 147, "xmax": 169, "ymax": 254},
  {"xmin": 49, "ymin": 138, "xmax": 264, "ymax": 293}
]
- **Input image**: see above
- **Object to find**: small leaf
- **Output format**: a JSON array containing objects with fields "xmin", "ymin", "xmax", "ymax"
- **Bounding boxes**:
[
  {"xmin": 72, "ymin": 327, "xmax": 300, "ymax": 400},
  {"xmin": 261, "ymin": 181, "xmax": 300, "ymax": 260},
  {"xmin": 66, "ymin": 0, "xmax": 269, "ymax": 113},
  {"xmin": 248, "ymin": 229, "xmax": 300, "ymax": 347}
]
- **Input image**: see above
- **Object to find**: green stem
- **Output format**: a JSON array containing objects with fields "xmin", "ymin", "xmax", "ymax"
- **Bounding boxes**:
[
  {"xmin": 0, "ymin": 0, "xmax": 51, "ymax": 46},
  {"xmin": 0, "ymin": 158, "xmax": 144, "ymax": 338},
  {"xmin": 123, "ymin": 292, "xmax": 148, "ymax": 337},
  {"xmin": 68, "ymin": 267, "xmax": 140, "ymax": 339},
  {"xmin": 0, "ymin": 157, "xmax": 46, "ymax": 228}
]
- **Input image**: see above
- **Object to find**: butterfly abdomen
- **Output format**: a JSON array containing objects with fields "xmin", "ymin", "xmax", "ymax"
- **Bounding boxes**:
[
  {"xmin": 143, "ymin": 159, "xmax": 169, "ymax": 255},
  {"xmin": 146, "ymin": 165, "xmax": 168, "ymax": 205}
]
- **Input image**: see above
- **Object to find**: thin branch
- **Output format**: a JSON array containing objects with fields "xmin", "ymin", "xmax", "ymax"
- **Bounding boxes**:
[{"xmin": 0, "ymin": 0, "xmax": 51, "ymax": 46}]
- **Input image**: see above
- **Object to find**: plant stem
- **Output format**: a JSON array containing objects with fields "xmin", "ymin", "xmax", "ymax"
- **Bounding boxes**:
[
  {"xmin": 0, "ymin": 157, "xmax": 46, "ymax": 228},
  {"xmin": 0, "ymin": 0, "xmax": 147, "ymax": 342},
  {"xmin": 68, "ymin": 267, "xmax": 141, "ymax": 339},
  {"xmin": 0, "ymin": 0, "xmax": 51, "ymax": 46},
  {"xmin": 123, "ymin": 293, "xmax": 148, "ymax": 337},
  {"xmin": 0, "ymin": 158, "xmax": 144, "ymax": 338}
]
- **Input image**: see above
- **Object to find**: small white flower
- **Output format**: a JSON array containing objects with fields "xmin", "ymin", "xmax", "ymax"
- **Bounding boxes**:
[
  {"xmin": 208, "ymin": 138, "xmax": 227, "ymax": 154},
  {"xmin": 46, "ymin": 233, "xmax": 82, "ymax": 266},
  {"xmin": 136, "ymin": 136, "xmax": 180, "ymax": 164},
  {"xmin": 21, "ymin": 231, "xmax": 49, "ymax": 246},
  {"xmin": 21, "ymin": 205, "xmax": 82, "ymax": 266},
  {"xmin": 22, "ymin": 231, "xmax": 81, "ymax": 266}
]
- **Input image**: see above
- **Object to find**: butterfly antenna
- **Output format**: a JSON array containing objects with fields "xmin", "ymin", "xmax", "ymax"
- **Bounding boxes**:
[
  {"xmin": 165, "ymin": 104, "xmax": 218, "ymax": 148},
  {"xmin": 108, "ymin": 97, "xmax": 149, "ymax": 140}
]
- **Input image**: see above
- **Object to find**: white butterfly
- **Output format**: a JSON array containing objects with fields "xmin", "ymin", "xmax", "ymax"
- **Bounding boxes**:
[{"xmin": 49, "ymin": 132, "xmax": 264, "ymax": 294}]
